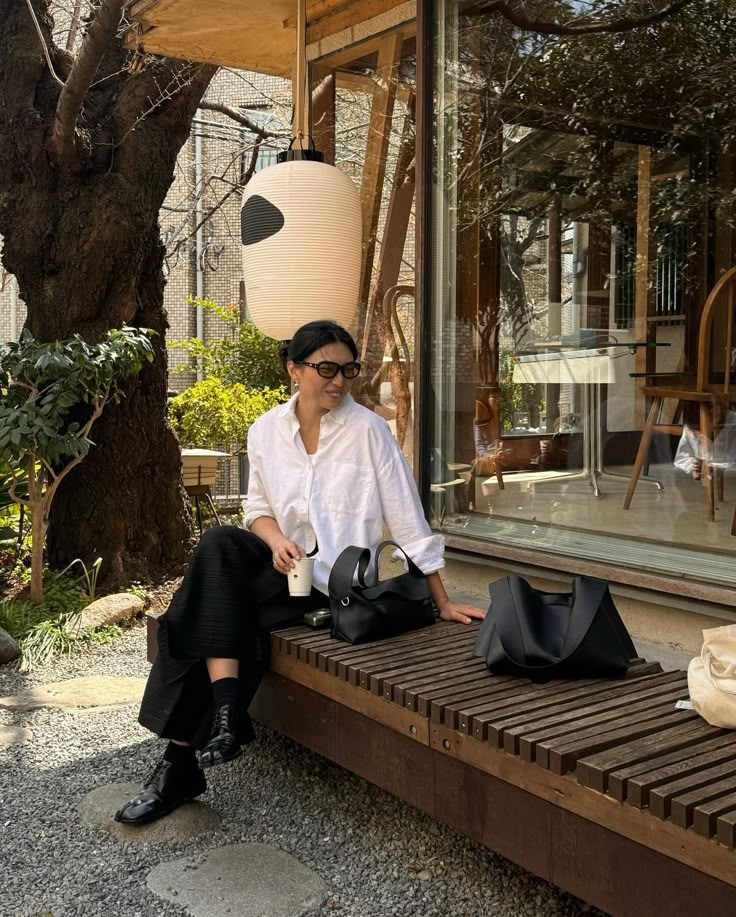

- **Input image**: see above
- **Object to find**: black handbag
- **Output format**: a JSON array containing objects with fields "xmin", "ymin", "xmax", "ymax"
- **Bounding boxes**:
[
  {"xmin": 328, "ymin": 541, "xmax": 436, "ymax": 644},
  {"xmin": 474, "ymin": 575, "xmax": 636, "ymax": 682}
]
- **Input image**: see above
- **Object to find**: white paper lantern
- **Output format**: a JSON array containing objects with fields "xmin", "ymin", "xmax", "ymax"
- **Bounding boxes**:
[{"xmin": 240, "ymin": 157, "xmax": 362, "ymax": 340}]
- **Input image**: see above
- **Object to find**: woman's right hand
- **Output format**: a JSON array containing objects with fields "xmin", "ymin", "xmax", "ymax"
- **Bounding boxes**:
[{"xmin": 270, "ymin": 537, "xmax": 306, "ymax": 574}]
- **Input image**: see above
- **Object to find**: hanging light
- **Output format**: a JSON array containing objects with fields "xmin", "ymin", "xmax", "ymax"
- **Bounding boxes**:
[{"xmin": 240, "ymin": 1, "xmax": 362, "ymax": 341}]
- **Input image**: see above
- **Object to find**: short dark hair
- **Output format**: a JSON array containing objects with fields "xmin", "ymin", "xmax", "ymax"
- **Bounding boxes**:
[{"xmin": 279, "ymin": 320, "xmax": 358, "ymax": 370}]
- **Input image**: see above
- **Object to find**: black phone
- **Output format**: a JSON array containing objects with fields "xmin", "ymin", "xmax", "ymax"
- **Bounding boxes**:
[{"xmin": 303, "ymin": 608, "xmax": 331, "ymax": 628}]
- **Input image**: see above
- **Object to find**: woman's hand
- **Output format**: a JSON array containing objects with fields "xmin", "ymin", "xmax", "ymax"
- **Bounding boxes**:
[
  {"xmin": 437, "ymin": 600, "xmax": 486, "ymax": 625},
  {"xmin": 271, "ymin": 538, "xmax": 306, "ymax": 574}
]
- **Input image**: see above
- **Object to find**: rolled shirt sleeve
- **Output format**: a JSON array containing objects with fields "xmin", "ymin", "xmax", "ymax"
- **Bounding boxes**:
[
  {"xmin": 373, "ymin": 425, "xmax": 446, "ymax": 575},
  {"xmin": 243, "ymin": 421, "xmax": 276, "ymax": 530}
]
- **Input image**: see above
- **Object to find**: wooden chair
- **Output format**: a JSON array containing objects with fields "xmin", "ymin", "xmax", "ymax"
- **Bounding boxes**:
[{"xmin": 623, "ymin": 266, "xmax": 736, "ymax": 534}]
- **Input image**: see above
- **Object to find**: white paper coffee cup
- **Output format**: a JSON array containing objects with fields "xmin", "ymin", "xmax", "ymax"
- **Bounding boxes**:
[{"xmin": 288, "ymin": 557, "xmax": 314, "ymax": 597}]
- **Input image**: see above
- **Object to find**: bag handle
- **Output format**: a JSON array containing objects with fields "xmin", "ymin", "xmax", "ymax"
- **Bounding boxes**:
[
  {"xmin": 373, "ymin": 540, "xmax": 425, "ymax": 581},
  {"xmin": 491, "ymin": 575, "xmax": 609, "ymax": 675},
  {"xmin": 328, "ymin": 541, "xmax": 424, "ymax": 603},
  {"xmin": 702, "ymin": 645, "xmax": 736, "ymax": 695},
  {"xmin": 328, "ymin": 545, "xmax": 370, "ymax": 603}
]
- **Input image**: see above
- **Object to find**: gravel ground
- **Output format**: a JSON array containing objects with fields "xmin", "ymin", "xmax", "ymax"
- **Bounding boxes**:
[{"xmin": 0, "ymin": 625, "xmax": 604, "ymax": 917}]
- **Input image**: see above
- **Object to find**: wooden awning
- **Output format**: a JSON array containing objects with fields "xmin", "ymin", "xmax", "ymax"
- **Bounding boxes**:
[{"xmin": 124, "ymin": 0, "xmax": 405, "ymax": 75}]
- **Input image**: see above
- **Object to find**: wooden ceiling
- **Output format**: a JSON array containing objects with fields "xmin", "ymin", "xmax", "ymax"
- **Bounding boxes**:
[{"xmin": 124, "ymin": 0, "xmax": 405, "ymax": 75}]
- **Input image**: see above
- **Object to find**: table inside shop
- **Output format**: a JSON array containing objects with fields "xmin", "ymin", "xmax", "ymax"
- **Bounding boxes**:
[{"xmin": 511, "ymin": 341, "xmax": 668, "ymax": 497}]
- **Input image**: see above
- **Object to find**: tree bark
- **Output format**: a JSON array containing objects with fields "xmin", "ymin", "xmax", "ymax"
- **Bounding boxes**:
[{"xmin": 0, "ymin": 0, "xmax": 217, "ymax": 584}]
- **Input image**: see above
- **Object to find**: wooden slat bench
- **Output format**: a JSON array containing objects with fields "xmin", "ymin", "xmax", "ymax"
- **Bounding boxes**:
[{"xmin": 242, "ymin": 620, "xmax": 736, "ymax": 916}]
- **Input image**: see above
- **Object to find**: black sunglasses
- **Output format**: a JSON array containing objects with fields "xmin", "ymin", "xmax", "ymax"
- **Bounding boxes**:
[{"xmin": 295, "ymin": 359, "xmax": 361, "ymax": 379}]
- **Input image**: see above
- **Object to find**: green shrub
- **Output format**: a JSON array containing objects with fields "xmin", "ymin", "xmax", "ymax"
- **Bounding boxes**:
[
  {"xmin": 170, "ymin": 298, "xmax": 286, "ymax": 390},
  {"xmin": 169, "ymin": 378, "xmax": 287, "ymax": 454}
]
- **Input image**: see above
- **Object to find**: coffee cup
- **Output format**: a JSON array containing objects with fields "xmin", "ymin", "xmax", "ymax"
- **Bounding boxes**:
[{"xmin": 288, "ymin": 556, "xmax": 314, "ymax": 597}]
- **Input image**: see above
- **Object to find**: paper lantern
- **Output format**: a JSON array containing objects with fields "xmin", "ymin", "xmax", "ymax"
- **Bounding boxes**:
[{"xmin": 240, "ymin": 151, "xmax": 362, "ymax": 340}]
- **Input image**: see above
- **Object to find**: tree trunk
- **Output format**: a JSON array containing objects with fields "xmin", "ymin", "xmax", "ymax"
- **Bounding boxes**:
[
  {"xmin": 46, "ymin": 238, "xmax": 195, "ymax": 583},
  {"xmin": 30, "ymin": 500, "xmax": 46, "ymax": 605},
  {"xmin": 0, "ymin": 1, "xmax": 217, "ymax": 586}
]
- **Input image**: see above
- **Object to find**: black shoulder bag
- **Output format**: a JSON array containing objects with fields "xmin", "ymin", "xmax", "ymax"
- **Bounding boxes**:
[
  {"xmin": 328, "ymin": 541, "xmax": 436, "ymax": 644},
  {"xmin": 474, "ymin": 575, "xmax": 636, "ymax": 682}
]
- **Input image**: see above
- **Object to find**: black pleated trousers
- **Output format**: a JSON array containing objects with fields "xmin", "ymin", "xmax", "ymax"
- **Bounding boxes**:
[{"xmin": 138, "ymin": 526, "xmax": 325, "ymax": 748}]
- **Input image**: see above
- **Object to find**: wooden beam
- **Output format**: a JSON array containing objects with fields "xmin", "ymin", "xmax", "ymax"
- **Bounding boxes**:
[
  {"xmin": 283, "ymin": 0, "xmax": 353, "ymax": 28},
  {"xmin": 311, "ymin": 28, "xmax": 413, "ymax": 72},
  {"xmin": 311, "ymin": 68, "xmax": 336, "ymax": 164},
  {"xmin": 358, "ymin": 31, "xmax": 403, "ymax": 309},
  {"xmin": 306, "ymin": 0, "xmax": 406, "ymax": 43}
]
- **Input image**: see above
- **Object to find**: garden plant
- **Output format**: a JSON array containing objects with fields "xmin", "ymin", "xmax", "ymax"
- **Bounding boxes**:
[{"xmin": 0, "ymin": 327, "xmax": 154, "ymax": 604}]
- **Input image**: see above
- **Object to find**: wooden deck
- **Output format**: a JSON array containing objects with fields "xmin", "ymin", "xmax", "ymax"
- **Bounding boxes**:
[{"xmin": 248, "ymin": 620, "xmax": 736, "ymax": 916}]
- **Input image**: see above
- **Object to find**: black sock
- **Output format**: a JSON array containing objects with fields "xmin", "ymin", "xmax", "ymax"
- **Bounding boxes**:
[
  {"xmin": 163, "ymin": 741, "xmax": 197, "ymax": 767},
  {"xmin": 212, "ymin": 676, "xmax": 240, "ymax": 709}
]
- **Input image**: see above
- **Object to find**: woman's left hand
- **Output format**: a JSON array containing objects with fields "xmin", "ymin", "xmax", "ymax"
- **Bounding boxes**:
[{"xmin": 438, "ymin": 601, "xmax": 486, "ymax": 624}]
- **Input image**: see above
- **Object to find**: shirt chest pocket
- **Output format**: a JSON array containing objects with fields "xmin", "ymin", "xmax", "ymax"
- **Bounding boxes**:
[{"xmin": 318, "ymin": 462, "xmax": 374, "ymax": 516}]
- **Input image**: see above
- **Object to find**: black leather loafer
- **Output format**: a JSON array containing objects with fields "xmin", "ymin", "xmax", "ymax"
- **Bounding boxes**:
[
  {"xmin": 198, "ymin": 704, "xmax": 255, "ymax": 769},
  {"xmin": 114, "ymin": 760, "xmax": 206, "ymax": 825}
]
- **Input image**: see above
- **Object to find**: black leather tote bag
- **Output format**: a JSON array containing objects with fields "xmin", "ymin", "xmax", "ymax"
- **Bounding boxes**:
[
  {"xmin": 328, "ymin": 541, "xmax": 435, "ymax": 644},
  {"xmin": 474, "ymin": 575, "xmax": 636, "ymax": 682}
]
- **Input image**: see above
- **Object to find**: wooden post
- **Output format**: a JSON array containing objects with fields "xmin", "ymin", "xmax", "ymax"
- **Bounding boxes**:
[
  {"xmin": 311, "ymin": 68, "xmax": 336, "ymax": 164},
  {"xmin": 357, "ymin": 31, "xmax": 403, "ymax": 360},
  {"xmin": 295, "ymin": 0, "xmax": 307, "ymax": 141},
  {"xmin": 547, "ymin": 197, "xmax": 562, "ymax": 433},
  {"xmin": 634, "ymin": 146, "xmax": 654, "ymax": 428}
]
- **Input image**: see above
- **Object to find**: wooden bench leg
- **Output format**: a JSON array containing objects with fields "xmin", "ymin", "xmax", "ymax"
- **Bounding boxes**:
[{"xmin": 624, "ymin": 397, "xmax": 661, "ymax": 510}]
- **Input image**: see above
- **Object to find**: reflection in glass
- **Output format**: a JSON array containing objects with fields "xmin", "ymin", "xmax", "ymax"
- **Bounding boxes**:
[{"xmin": 432, "ymin": 1, "xmax": 736, "ymax": 586}]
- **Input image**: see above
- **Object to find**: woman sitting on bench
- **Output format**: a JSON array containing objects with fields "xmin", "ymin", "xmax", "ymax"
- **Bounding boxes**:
[{"xmin": 115, "ymin": 319, "xmax": 484, "ymax": 825}]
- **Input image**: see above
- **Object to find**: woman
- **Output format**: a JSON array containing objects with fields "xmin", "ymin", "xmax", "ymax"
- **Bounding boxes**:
[{"xmin": 116, "ymin": 320, "xmax": 484, "ymax": 825}]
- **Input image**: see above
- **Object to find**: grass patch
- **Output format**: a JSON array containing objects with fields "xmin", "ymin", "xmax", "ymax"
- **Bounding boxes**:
[{"xmin": 0, "ymin": 573, "xmax": 121, "ymax": 672}]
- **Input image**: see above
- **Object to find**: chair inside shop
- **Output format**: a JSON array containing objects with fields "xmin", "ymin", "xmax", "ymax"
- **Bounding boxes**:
[{"xmin": 624, "ymin": 265, "xmax": 736, "ymax": 534}]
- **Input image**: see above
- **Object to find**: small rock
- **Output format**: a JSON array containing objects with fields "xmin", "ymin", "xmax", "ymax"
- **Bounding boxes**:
[
  {"xmin": 75, "ymin": 593, "xmax": 144, "ymax": 630},
  {"xmin": 79, "ymin": 783, "xmax": 221, "ymax": 842},
  {"xmin": 416, "ymin": 870, "xmax": 432, "ymax": 881},
  {"xmin": 0, "ymin": 625, "xmax": 20, "ymax": 664}
]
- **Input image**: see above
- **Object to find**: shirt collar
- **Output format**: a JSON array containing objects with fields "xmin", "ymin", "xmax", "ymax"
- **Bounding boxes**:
[{"xmin": 275, "ymin": 392, "xmax": 354, "ymax": 426}]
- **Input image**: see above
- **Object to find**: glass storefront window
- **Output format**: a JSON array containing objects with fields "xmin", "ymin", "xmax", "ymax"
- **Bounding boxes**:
[
  {"xmin": 312, "ymin": 25, "xmax": 418, "ymax": 468},
  {"xmin": 431, "ymin": 1, "xmax": 736, "ymax": 586}
]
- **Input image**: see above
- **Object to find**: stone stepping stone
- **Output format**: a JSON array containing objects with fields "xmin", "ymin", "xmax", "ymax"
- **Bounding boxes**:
[
  {"xmin": 79, "ymin": 783, "xmax": 221, "ymax": 842},
  {"xmin": 0, "ymin": 725, "xmax": 31, "ymax": 747},
  {"xmin": 147, "ymin": 843, "xmax": 328, "ymax": 917},
  {"xmin": 0, "ymin": 676, "xmax": 146, "ymax": 713}
]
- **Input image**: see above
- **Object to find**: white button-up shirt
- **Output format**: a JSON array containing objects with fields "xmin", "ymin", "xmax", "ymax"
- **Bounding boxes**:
[{"xmin": 244, "ymin": 393, "xmax": 445, "ymax": 595}]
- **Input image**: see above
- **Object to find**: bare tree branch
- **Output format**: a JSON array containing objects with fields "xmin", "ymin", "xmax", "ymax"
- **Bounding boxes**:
[
  {"xmin": 487, "ymin": 0, "xmax": 694, "ymax": 36},
  {"xmin": 199, "ymin": 100, "xmax": 283, "ymax": 139},
  {"xmin": 65, "ymin": 0, "xmax": 84, "ymax": 52},
  {"xmin": 52, "ymin": 0, "xmax": 126, "ymax": 161},
  {"xmin": 8, "ymin": 475, "xmax": 30, "ymax": 509},
  {"xmin": 23, "ymin": 0, "xmax": 65, "ymax": 86},
  {"xmin": 169, "ymin": 141, "xmax": 262, "ymax": 257}
]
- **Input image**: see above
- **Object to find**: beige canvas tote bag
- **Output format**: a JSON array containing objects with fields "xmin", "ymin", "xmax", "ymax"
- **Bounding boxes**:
[{"xmin": 688, "ymin": 624, "xmax": 736, "ymax": 728}]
